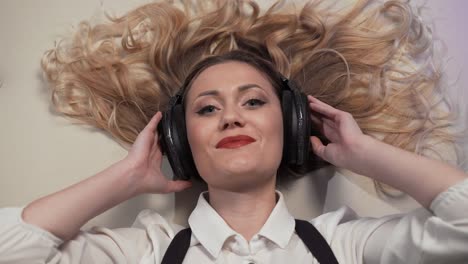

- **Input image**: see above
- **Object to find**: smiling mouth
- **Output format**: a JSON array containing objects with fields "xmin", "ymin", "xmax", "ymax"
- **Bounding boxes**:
[
  {"xmin": 216, "ymin": 135, "xmax": 256, "ymax": 149},
  {"xmin": 217, "ymin": 140, "xmax": 255, "ymax": 149}
]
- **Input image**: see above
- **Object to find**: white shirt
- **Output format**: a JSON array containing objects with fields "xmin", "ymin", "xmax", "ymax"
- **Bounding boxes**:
[{"xmin": 1, "ymin": 179, "xmax": 468, "ymax": 264}]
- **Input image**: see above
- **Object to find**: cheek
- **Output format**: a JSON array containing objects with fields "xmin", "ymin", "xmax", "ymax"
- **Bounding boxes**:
[
  {"xmin": 257, "ymin": 105, "xmax": 284, "ymax": 151},
  {"xmin": 270, "ymin": 110, "xmax": 284, "ymax": 151},
  {"xmin": 186, "ymin": 115, "xmax": 214, "ymax": 157},
  {"xmin": 186, "ymin": 117, "xmax": 203, "ymax": 152},
  {"xmin": 185, "ymin": 116, "xmax": 216, "ymax": 180}
]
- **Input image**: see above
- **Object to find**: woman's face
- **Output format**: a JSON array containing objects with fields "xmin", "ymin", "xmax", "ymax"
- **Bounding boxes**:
[{"xmin": 184, "ymin": 61, "xmax": 283, "ymax": 191}]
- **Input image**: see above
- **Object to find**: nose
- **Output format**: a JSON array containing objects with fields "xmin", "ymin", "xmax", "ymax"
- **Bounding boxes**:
[{"xmin": 218, "ymin": 105, "xmax": 246, "ymax": 130}]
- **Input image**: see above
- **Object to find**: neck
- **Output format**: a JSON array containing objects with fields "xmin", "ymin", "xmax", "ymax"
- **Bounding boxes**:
[{"xmin": 207, "ymin": 180, "xmax": 277, "ymax": 241}]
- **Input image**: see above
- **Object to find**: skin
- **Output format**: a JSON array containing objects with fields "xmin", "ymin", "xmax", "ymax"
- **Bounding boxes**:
[
  {"xmin": 185, "ymin": 62, "xmax": 284, "ymax": 192},
  {"xmin": 183, "ymin": 61, "xmax": 284, "ymax": 239},
  {"xmin": 21, "ymin": 60, "xmax": 467, "ymax": 250}
]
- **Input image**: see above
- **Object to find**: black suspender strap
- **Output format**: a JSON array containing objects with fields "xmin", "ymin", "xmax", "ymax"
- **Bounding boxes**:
[
  {"xmin": 294, "ymin": 219, "xmax": 339, "ymax": 264},
  {"xmin": 161, "ymin": 228, "xmax": 192, "ymax": 264},
  {"xmin": 161, "ymin": 219, "xmax": 339, "ymax": 264}
]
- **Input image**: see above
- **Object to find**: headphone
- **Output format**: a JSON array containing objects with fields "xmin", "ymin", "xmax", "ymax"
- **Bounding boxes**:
[{"xmin": 157, "ymin": 77, "xmax": 312, "ymax": 181}]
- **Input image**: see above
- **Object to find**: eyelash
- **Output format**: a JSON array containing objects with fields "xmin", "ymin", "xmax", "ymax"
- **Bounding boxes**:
[
  {"xmin": 196, "ymin": 98, "xmax": 266, "ymax": 116},
  {"xmin": 245, "ymin": 98, "xmax": 266, "ymax": 107}
]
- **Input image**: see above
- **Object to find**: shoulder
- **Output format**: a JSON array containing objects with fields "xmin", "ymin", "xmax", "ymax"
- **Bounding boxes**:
[
  {"xmin": 308, "ymin": 206, "xmax": 401, "ymax": 262},
  {"xmin": 130, "ymin": 209, "xmax": 186, "ymax": 252},
  {"xmin": 311, "ymin": 206, "xmax": 401, "ymax": 239},
  {"xmin": 132, "ymin": 209, "xmax": 185, "ymax": 234},
  {"xmin": 82, "ymin": 209, "xmax": 185, "ymax": 262}
]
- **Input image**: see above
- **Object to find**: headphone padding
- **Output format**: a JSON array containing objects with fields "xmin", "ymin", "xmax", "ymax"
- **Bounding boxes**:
[
  {"xmin": 292, "ymin": 90, "xmax": 311, "ymax": 166},
  {"xmin": 282, "ymin": 90, "xmax": 296, "ymax": 164},
  {"xmin": 161, "ymin": 105, "xmax": 199, "ymax": 180}
]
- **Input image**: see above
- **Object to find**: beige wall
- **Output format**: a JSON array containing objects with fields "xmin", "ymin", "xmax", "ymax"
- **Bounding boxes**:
[{"xmin": 0, "ymin": 0, "xmax": 466, "ymax": 230}]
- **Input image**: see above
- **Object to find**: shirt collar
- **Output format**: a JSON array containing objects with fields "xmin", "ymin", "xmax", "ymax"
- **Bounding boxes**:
[
  {"xmin": 257, "ymin": 191, "xmax": 295, "ymax": 249},
  {"xmin": 188, "ymin": 191, "xmax": 295, "ymax": 258}
]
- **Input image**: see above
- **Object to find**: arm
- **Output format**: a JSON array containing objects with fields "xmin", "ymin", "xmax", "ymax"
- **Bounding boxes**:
[
  {"xmin": 22, "ymin": 159, "xmax": 137, "ymax": 241},
  {"xmin": 307, "ymin": 95, "xmax": 467, "ymax": 208},
  {"xmin": 350, "ymin": 134, "xmax": 466, "ymax": 208},
  {"xmin": 308, "ymin": 95, "xmax": 468, "ymax": 263},
  {"xmin": 22, "ymin": 112, "xmax": 191, "ymax": 241}
]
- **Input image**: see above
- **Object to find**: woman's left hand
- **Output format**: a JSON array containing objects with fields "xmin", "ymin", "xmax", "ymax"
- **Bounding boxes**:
[{"xmin": 307, "ymin": 95, "xmax": 369, "ymax": 169}]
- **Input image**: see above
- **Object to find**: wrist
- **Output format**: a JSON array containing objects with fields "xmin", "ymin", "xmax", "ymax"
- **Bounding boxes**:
[
  {"xmin": 346, "ymin": 134, "xmax": 378, "ymax": 176},
  {"xmin": 114, "ymin": 159, "xmax": 143, "ymax": 197}
]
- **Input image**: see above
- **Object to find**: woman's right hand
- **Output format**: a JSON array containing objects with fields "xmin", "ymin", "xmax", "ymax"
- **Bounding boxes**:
[
  {"xmin": 123, "ymin": 111, "xmax": 192, "ymax": 195},
  {"xmin": 21, "ymin": 111, "xmax": 191, "ymax": 241}
]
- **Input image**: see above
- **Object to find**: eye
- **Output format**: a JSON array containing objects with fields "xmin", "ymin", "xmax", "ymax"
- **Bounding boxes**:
[
  {"xmin": 196, "ymin": 105, "xmax": 218, "ymax": 115},
  {"xmin": 244, "ymin": 98, "xmax": 266, "ymax": 108}
]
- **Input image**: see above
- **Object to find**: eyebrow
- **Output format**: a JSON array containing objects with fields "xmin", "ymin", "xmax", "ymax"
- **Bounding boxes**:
[{"xmin": 195, "ymin": 83, "xmax": 263, "ymax": 98}]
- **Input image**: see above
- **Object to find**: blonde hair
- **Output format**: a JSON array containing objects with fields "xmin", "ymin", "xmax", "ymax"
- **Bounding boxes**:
[{"xmin": 41, "ymin": 0, "xmax": 467, "ymax": 193}]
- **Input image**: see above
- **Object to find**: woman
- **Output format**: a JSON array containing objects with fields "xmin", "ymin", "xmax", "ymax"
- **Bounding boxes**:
[
  {"xmin": 1, "ymin": 0, "xmax": 468, "ymax": 263},
  {"xmin": 1, "ymin": 49, "xmax": 468, "ymax": 263}
]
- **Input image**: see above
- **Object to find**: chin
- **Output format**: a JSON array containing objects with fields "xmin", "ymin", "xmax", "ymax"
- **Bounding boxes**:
[
  {"xmin": 215, "ymin": 171, "xmax": 276, "ymax": 192},
  {"xmin": 221, "ymin": 164, "xmax": 256, "ymax": 176},
  {"xmin": 220, "ymin": 162, "xmax": 277, "ymax": 180},
  {"xmin": 213, "ymin": 149, "xmax": 279, "ymax": 173}
]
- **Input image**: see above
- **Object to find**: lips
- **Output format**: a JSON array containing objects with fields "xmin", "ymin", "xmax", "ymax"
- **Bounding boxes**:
[{"xmin": 216, "ymin": 135, "xmax": 256, "ymax": 149}]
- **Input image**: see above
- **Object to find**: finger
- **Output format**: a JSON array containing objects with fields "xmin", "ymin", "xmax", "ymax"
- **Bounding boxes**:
[
  {"xmin": 145, "ymin": 112, "xmax": 162, "ymax": 133},
  {"xmin": 308, "ymin": 95, "xmax": 338, "ymax": 110},
  {"xmin": 307, "ymin": 94, "xmax": 317, "ymax": 102},
  {"xmin": 310, "ymin": 111, "xmax": 336, "ymax": 128},
  {"xmin": 165, "ymin": 180, "xmax": 192, "ymax": 193},
  {"xmin": 310, "ymin": 111, "xmax": 336, "ymax": 134},
  {"xmin": 311, "ymin": 136, "xmax": 336, "ymax": 164},
  {"xmin": 310, "ymin": 113, "xmax": 322, "ymax": 126},
  {"xmin": 309, "ymin": 102, "xmax": 339, "ymax": 120},
  {"xmin": 322, "ymin": 117, "xmax": 336, "ymax": 129},
  {"xmin": 308, "ymin": 95, "xmax": 334, "ymax": 108},
  {"xmin": 310, "ymin": 136, "xmax": 327, "ymax": 161},
  {"xmin": 307, "ymin": 95, "xmax": 324, "ymax": 104},
  {"xmin": 155, "ymin": 137, "xmax": 162, "ymax": 151},
  {"xmin": 149, "ymin": 140, "xmax": 163, "ymax": 159}
]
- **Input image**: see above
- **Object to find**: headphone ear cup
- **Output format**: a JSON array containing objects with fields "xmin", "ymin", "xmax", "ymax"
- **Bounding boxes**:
[
  {"xmin": 292, "ymin": 90, "xmax": 311, "ymax": 166},
  {"xmin": 281, "ymin": 79, "xmax": 311, "ymax": 171},
  {"xmin": 160, "ymin": 105, "xmax": 199, "ymax": 180},
  {"xmin": 282, "ymin": 90, "xmax": 296, "ymax": 165},
  {"xmin": 173, "ymin": 105, "xmax": 199, "ymax": 180}
]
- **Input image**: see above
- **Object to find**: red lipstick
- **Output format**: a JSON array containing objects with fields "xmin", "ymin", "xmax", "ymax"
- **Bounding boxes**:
[{"xmin": 216, "ymin": 135, "xmax": 256, "ymax": 149}]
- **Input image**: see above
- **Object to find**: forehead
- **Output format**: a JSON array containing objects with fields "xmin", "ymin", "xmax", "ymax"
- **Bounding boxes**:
[{"xmin": 185, "ymin": 61, "xmax": 276, "ymax": 101}]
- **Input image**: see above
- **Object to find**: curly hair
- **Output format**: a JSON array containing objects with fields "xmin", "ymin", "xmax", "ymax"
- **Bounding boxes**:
[{"xmin": 41, "ymin": 0, "xmax": 467, "ymax": 193}]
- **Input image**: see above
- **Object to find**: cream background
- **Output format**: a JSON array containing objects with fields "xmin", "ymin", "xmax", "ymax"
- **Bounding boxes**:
[{"xmin": 0, "ymin": 0, "xmax": 466, "ymax": 230}]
